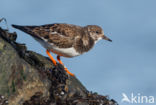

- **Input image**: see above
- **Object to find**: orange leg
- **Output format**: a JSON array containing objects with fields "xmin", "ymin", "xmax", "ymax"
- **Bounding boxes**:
[
  {"xmin": 46, "ymin": 50, "xmax": 57, "ymax": 66},
  {"xmin": 57, "ymin": 55, "xmax": 74, "ymax": 76}
]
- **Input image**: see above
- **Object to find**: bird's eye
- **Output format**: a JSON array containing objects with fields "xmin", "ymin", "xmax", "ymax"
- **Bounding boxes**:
[{"xmin": 96, "ymin": 31, "xmax": 99, "ymax": 34}]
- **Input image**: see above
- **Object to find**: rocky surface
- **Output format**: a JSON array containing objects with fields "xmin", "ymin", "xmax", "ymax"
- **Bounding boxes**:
[{"xmin": 0, "ymin": 27, "xmax": 118, "ymax": 105}]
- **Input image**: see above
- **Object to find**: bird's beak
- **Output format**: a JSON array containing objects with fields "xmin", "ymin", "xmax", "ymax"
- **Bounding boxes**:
[{"xmin": 102, "ymin": 35, "xmax": 112, "ymax": 42}]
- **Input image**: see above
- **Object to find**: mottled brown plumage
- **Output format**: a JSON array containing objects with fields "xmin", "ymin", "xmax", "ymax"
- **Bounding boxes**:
[
  {"xmin": 12, "ymin": 23, "xmax": 112, "ymax": 57},
  {"xmin": 12, "ymin": 23, "xmax": 112, "ymax": 76}
]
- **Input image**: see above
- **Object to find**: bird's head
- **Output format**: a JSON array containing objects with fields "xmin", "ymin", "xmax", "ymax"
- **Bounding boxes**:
[{"xmin": 84, "ymin": 25, "xmax": 112, "ymax": 43}]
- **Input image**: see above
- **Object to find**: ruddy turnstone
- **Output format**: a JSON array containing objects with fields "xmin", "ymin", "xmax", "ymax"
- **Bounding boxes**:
[{"xmin": 12, "ymin": 23, "xmax": 112, "ymax": 76}]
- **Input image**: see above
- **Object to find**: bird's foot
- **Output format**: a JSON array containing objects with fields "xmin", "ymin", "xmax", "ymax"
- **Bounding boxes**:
[
  {"xmin": 57, "ymin": 55, "xmax": 75, "ymax": 76},
  {"xmin": 64, "ymin": 67, "xmax": 75, "ymax": 76},
  {"xmin": 46, "ymin": 50, "xmax": 75, "ymax": 76}
]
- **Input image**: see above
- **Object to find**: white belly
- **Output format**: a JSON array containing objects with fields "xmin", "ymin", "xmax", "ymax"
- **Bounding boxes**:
[
  {"xmin": 35, "ymin": 38, "xmax": 80, "ymax": 57},
  {"xmin": 51, "ymin": 46, "xmax": 80, "ymax": 57}
]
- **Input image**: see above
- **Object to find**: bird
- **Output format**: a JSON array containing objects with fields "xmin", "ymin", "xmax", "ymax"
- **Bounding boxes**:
[{"xmin": 12, "ymin": 23, "xmax": 112, "ymax": 76}]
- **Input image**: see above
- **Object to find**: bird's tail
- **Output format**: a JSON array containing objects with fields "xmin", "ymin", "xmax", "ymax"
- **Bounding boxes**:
[
  {"xmin": 12, "ymin": 24, "xmax": 41, "ymax": 39},
  {"xmin": 12, "ymin": 24, "xmax": 23, "ymax": 30},
  {"xmin": 12, "ymin": 24, "xmax": 31, "ymax": 33}
]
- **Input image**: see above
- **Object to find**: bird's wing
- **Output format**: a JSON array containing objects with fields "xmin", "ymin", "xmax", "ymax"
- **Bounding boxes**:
[{"xmin": 12, "ymin": 24, "xmax": 81, "ymax": 48}]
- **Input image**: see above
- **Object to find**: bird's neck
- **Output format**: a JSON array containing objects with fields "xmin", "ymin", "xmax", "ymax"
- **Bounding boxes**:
[{"xmin": 74, "ymin": 35, "xmax": 95, "ymax": 54}]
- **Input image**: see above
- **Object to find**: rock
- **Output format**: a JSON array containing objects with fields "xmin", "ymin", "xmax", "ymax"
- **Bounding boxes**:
[{"xmin": 0, "ymin": 27, "xmax": 118, "ymax": 105}]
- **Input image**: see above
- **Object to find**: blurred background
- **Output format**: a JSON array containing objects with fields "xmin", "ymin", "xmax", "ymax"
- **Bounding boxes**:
[{"xmin": 1, "ymin": 0, "xmax": 156, "ymax": 104}]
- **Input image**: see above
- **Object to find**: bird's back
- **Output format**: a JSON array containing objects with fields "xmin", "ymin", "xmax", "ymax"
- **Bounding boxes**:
[{"xmin": 12, "ymin": 23, "xmax": 83, "ymax": 39}]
